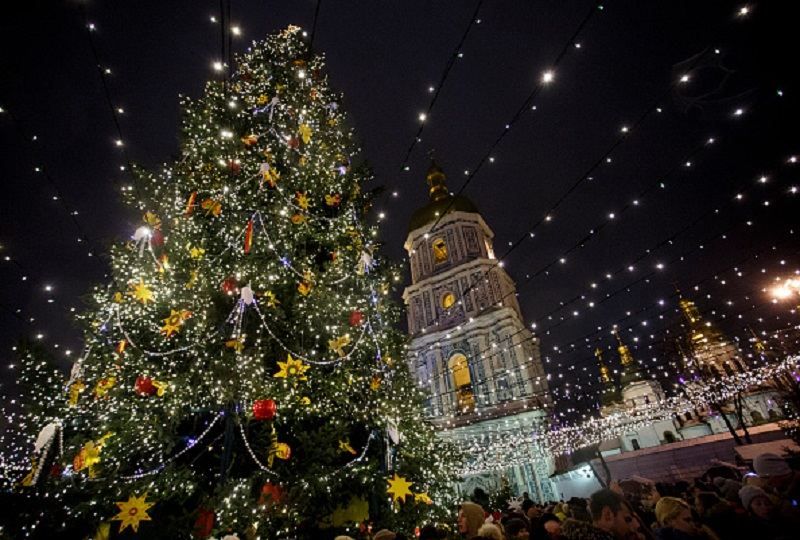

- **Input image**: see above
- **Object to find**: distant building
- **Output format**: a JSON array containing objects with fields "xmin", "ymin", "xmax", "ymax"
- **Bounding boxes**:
[
  {"xmin": 403, "ymin": 161, "xmax": 554, "ymax": 502},
  {"xmin": 552, "ymin": 296, "xmax": 784, "ymax": 497}
]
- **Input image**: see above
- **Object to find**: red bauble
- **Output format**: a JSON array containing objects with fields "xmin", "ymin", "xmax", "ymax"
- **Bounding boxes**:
[
  {"xmin": 221, "ymin": 276, "xmax": 238, "ymax": 294},
  {"xmin": 258, "ymin": 482, "xmax": 283, "ymax": 506},
  {"xmin": 192, "ymin": 508, "xmax": 215, "ymax": 539},
  {"xmin": 135, "ymin": 376, "xmax": 157, "ymax": 396},
  {"xmin": 349, "ymin": 310, "xmax": 365, "ymax": 327},
  {"xmin": 253, "ymin": 399, "xmax": 277, "ymax": 420},
  {"xmin": 287, "ymin": 137, "xmax": 300, "ymax": 149},
  {"xmin": 227, "ymin": 160, "xmax": 241, "ymax": 174},
  {"xmin": 150, "ymin": 229, "xmax": 165, "ymax": 247}
]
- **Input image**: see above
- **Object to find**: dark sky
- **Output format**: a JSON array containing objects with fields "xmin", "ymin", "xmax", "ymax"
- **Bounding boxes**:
[{"xmin": 1, "ymin": 1, "xmax": 798, "ymax": 414}]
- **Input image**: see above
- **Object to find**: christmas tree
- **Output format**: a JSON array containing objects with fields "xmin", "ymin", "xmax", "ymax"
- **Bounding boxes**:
[{"xmin": 3, "ymin": 26, "xmax": 458, "ymax": 539}]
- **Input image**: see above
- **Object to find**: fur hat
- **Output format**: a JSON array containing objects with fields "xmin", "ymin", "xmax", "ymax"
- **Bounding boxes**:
[
  {"xmin": 753, "ymin": 453, "xmax": 791, "ymax": 478},
  {"xmin": 739, "ymin": 485, "xmax": 769, "ymax": 510}
]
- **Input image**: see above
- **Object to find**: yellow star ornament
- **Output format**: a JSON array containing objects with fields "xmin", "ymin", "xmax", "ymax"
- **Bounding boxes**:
[
  {"xmin": 339, "ymin": 439, "xmax": 357, "ymax": 455},
  {"xmin": 130, "ymin": 280, "xmax": 154, "ymax": 304},
  {"xmin": 273, "ymin": 354, "xmax": 310, "ymax": 381},
  {"xmin": 414, "ymin": 492, "xmax": 433, "ymax": 505},
  {"xmin": 387, "ymin": 473, "xmax": 413, "ymax": 503},
  {"xmin": 112, "ymin": 492, "xmax": 154, "ymax": 533},
  {"xmin": 161, "ymin": 309, "xmax": 192, "ymax": 338},
  {"xmin": 298, "ymin": 123, "xmax": 312, "ymax": 144},
  {"xmin": 328, "ymin": 334, "xmax": 351, "ymax": 357}
]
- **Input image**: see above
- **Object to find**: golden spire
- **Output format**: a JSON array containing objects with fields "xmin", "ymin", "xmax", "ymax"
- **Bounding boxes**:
[
  {"xmin": 426, "ymin": 159, "xmax": 449, "ymax": 202},
  {"xmin": 613, "ymin": 329, "xmax": 635, "ymax": 367},
  {"xmin": 595, "ymin": 347, "xmax": 611, "ymax": 383}
]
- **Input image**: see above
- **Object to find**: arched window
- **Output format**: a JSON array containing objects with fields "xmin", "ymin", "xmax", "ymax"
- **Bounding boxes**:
[
  {"xmin": 432, "ymin": 238, "xmax": 448, "ymax": 264},
  {"xmin": 663, "ymin": 431, "xmax": 677, "ymax": 443},
  {"xmin": 631, "ymin": 439, "xmax": 640, "ymax": 450},
  {"xmin": 751, "ymin": 410, "xmax": 764, "ymax": 424},
  {"xmin": 448, "ymin": 353, "xmax": 475, "ymax": 414}
]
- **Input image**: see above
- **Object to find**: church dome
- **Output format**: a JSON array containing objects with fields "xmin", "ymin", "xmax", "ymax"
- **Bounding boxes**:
[{"xmin": 407, "ymin": 161, "xmax": 479, "ymax": 233}]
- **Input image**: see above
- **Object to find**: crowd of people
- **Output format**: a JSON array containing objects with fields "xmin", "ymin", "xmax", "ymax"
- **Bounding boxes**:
[{"xmin": 335, "ymin": 451, "xmax": 800, "ymax": 540}]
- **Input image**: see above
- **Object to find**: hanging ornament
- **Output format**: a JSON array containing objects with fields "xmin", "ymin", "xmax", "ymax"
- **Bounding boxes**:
[
  {"xmin": 349, "ymin": 310, "xmax": 365, "ymax": 327},
  {"xmin": 201, "ymin": 198, "xmax": 222, "ymax": 217},
  {"xmin": 244, "ymin": 218, "xmax": 254, "ymax": 254},
  {"xmin": 225, "ymin": 338, "xmax": 245, "ymax": 352},
  {"xmin": 135, "ymin": 376, "xmax": 165, "ymax": 397},
  {"xmin": 258, "ymin": 483, "xmax": 283, "ymax": 506},
  {"xmin": 297, "ymin": 278, "xmax": 312, "ymax": 296},
  {"xmin": 370, "ymin": 375, "xmax": 382, "ymax": 391},
  {"xmin": 287, "ymin": 136, "xmax": 300, "ymax": 150},
  {"xmin": 193, "ymin": 508, "xmax": 215, "ymax": 539},
  {"xmin": 221, "ymin": 276, "xmax": 238, "ymax": 295},
  {"xmin": 112, "ymin": 291, "xmax": 124, "ymax": 303},
  {"xmin": 290, "ymin": 213, "xmax": 307, "ymax": 225},
  {"xmin": 267, "ymin": 427, "xmax": 291, "ymax": 467},
  {"xmin": 324, "ymin": 193, "xmax": 342, "ymax": 207},
  {"xmin": 160, "ymin": 309, "xmax": 192, "ymax": 338},
  {"xmin": 259, "ymin": 162, "xmax": 280, "ymax": 188},
  {"xmin": 111, "ymin": 492, "xmax": 154, "ymax": 533},
  {"xmin": 263, "ymin": 290, "xmax": 280, "ymax": 308},
  {"xmin": 241, "ymin": 134, "xmax": 259, "ymax": 146},
  {"xmin": 309, "ymin": 87, "xmax": 318, "ymax": 100},
  {"xmin": 328, "ymin": 334, "xmax": 351, "ymax": 357},
  {"xmin": 130, "ymin": 280, "xmax": 154, "ymax": 304},
  {"xmin": 133, "ymin": 226, "xmax": 152, "ymax": 257},
  {"xmin": 357, "ymin": 249, "xmax": 374, "ymax": 275},
  {"xmin": 150, "ymin": 228, "xmax": 164, "ymax": 247},
  {"xmin": 186, "ymin": 270, "xmax": 199, "ymax": 289},
  {"xmin": 68, "ymin": 380, "xmax": 86, "ymax": 406},
  {"xmin": 115, "ymin": 340, "xmax": 127, "ymax": 356},
  {"xmin": 252, "ymin": 399, "xmax": 277, "ymax": 420},
  {"xmin": 386, "ymin": 473, "xmax": 413, "ymax": 504},
  {"xmin": 339, "ymin": 439, "xmax": 357, "ymax": 455},
  {"xmin": 273, "ymin": 354, "xmax": 310, "ymax": 381},
  {"xmin": 143, "ymin": 211, "xmax": 161, "ymax": 229},
  {"xmin": 157, "ymin": 254, "xmax": 170, "ymax": 273},
  {"xmin": 256, "ymin": 94, "xmax": 269, "ymax": 106},
  {"xmin": 93, "ymin": 377, "xmax": 117, "ymax": 399},
  {"xmin": 227, "ymin": 160, "xmax": 241, "ymax": 175},
  {"xmin": 240, "ymin": 285, "xmax": 255, "ymax": 305},
  {"xmin": 184, "ymin": 191, "xmax": 198, "ymax": 216},
  {"xmin": 188, "ymin": 245, "xmax": 206, "ymax": 259},
  {"xmin": 298, "ymin": 123, "xmax": 312, "ymax": 144},
  {"xmin": 414, "ymin": 492, "xmax": 433, "ymax": 505},
  {"xmin": 295, "ymin": 191, "xmax": 310, "ymax": 211},
  {"xmin": 73, "ymin": 433, "xmax": 112, "ymax": 478}
]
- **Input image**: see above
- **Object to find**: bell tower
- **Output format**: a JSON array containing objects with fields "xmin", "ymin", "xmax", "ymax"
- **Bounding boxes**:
[{"xmin": 402, "ymin": 160, "xmax": 554, "ymax": 502}]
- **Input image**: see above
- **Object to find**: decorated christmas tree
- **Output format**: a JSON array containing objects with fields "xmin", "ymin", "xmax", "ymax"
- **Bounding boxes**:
[{"xmin": 3, "ymin": 26, "xmax": 458, "ymax": 539}]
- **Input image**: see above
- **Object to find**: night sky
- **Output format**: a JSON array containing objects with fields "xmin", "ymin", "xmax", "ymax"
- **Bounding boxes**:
[{"xmin": 1, "ymin": 1, "xmax": 798, "ymax": 415}]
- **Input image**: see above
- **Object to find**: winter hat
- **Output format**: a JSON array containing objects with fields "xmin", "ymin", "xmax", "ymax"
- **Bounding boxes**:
[
  {"xmin": 373, "ymin": 530, "xmax": 396, "ymax": 540},
  {"xmin": 460, "ymin": 501, "xmax": 486, "ymax": 538},
  {"xmin": 739, "ymin": 485, "xmax": 770, "ymax": 510},
  {"xmin": 753, "ymin": 452, "xmax": 791, "ymax": 478}
]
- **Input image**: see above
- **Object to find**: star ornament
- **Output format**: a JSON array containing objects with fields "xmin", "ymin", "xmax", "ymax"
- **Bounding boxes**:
[
  {"xmin": 273, "ymin": 354, "xmax": 310, "ymax": 381},
  {"xmin": 130, "ymin": 280, "xmax": 154, "ymax": 304},
  {"xmin": 112, "ymin": 492, "xmax": 154, "ymax": 533},
  {"xmin": 328, "ymin": 334, "xmax": 351, "ymax": 357},
  {"xmin": 386, "ymin": 473, "xmax": 413, "ymax": 504},
  {"xmin": 161, "ymin": 309, "xmax": 192, "ymax": 338},
  {"xmin": 414, "ymin": 492, "xmax": 433, "ymax": 505}
]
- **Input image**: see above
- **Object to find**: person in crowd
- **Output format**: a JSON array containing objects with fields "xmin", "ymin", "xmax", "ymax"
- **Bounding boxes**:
[
  {"xmin": 504, "ymin": 517, "xmax": 530, "ymax": 539},
  {"xmin": 417, "ymin": 524, "xmax": 446, "ymax": 540},
  {"xmin": 653, "ymin": 497, "xmax": 714, "ymax": 540},
  {"xmin": 561, "ymin": 488, "xmax": 641, "ymax": 540},
  {"xmin": 752, "ymin": 452, "xmax": 800, "ymax": 505},
  {"xmin": 476, "ymin": 522, "xmax": 504, "ymax": 540},
  {"xmin": 458, "ymin": 501, "xmax": 486, "ymax": 539},
  {"xmin": 373, "ymin": 529, "xmax": 396, "ymax": 540},
  {"xmin": 566, "ymin": 497, "xmax": 592, "ymax": 522},
  {"xmin": 738, "ymin": 484, "xmax": 795, "ymax": 540},
  {"xmin": 533, "ymin": 512, "xmax": 563, "ymax": 539}
]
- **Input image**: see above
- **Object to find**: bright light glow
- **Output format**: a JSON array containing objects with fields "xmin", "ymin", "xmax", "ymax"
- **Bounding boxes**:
[
  {"xmin": 212, "ymin": 61, "xmax": 224, "ymax": 72},
  {"xmin": 680, "ymin": 74, "xmax": 690, "ymax": 83},
  {"xmin": 418, "ymin": 113, "xmax": 426, "ymax": 122},
  {"xmin": 115, "ymin": 139, "xmax": 124, "ymax": 147},
  {"xmin": 738, "ymin": 6, "xmax": 750, "ymax": 16},
  {"xmin": 231, "ymin": 26, "xmax": 242, "ymax": 36},
  {"xmin": 772, "ymin": 278, "xmax": 800, "ymax": 300},
  {"xmin": 541, "ymin": 70, "xmax": 555, "ymax": 84},
  {"xmin": 734, "ymin": 108, "xmax": 744, "ymax": 116}
]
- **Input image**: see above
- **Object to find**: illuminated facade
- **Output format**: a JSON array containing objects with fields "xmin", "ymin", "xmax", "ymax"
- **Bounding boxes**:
[{"xmin": 403, "ymin": 161, "xmax": 554, "ymax": 502}]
